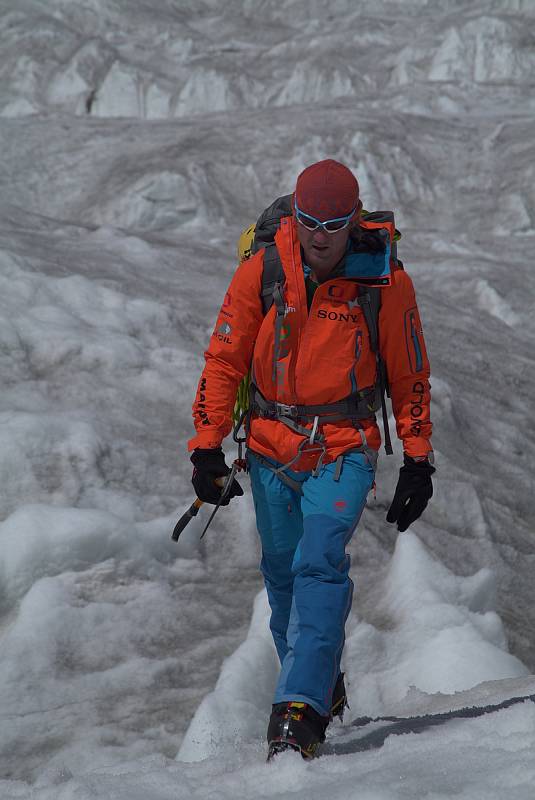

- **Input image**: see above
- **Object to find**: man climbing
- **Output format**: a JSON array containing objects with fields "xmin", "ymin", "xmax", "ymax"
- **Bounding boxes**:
[{"xmin": 188, "ymin": 159, "xmax": 434, "ymax": 759}]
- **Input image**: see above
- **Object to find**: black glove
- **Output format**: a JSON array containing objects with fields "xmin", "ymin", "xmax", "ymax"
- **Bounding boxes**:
[
  {"xmin": 386, "ymin": 455, "xmax": 435, "ymax": 532},
  {"xmin": 190, "ymin": 447, "xmax": 244, "ymax": 506}
]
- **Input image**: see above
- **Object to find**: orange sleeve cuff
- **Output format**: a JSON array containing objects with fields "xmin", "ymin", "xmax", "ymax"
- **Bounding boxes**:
[
  {"xmin": 187, "ymin": 431, "xmax": 224, "ymax": 452},
  {"xmin": 403, "ymin": 437, "xmax": 433, "ymax": 460}
]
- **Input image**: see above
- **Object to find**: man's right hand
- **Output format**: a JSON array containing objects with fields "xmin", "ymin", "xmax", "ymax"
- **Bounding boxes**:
[{"xmin": 190, "ymin": 447, "xmax": 244, "ymax": 505}]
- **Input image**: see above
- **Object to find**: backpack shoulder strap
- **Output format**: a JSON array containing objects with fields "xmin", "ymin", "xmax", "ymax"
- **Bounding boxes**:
[
  {"xmin": 357, "ymin": 284, "xmax": 381, "ymax": 353},
  {"xmin": 261, "ymin": 243, "xmax": 285, "ymax": 315},
  {"xmin": 259, "ymin": 244, "xmax": 286, "ymax": 383},
  {"xmin": 250, "ymin": 193, "xmax": 290, "ymax": 315},
  {"xmin": 357, "ymin": 284, "xmax": 393, "ymax": 454}
]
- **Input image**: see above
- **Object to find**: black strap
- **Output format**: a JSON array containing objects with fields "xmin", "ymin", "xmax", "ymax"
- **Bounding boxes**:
[
  {"xmin": 261, "ymin": 243, "xmax": 285, "ymax": 315},
  {"xmin": 378, "ymin": 358, "xmax": 393, "ymax": 455},
  {"xmin": 251, "ymin": 385, "xmax": 379, "ymax": 424},
  {"xmin": 358, "ymin": 288, "xmax": 393, "ymax": 455},
  {"xmin": 357, "ymin": 288, "xmax": 380, "ymax": 353}
]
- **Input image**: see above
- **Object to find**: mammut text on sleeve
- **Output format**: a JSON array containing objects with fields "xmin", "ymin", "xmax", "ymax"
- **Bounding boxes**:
[
  {"xmin": 187, "ymin": 251, "xmax": 265, "ymax": 451},
  {"xmin": 197, "ymin": 377, "xmax": 211, "ymax": 426}
]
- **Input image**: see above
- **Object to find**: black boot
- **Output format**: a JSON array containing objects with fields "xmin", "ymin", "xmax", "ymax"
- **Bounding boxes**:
[
  {"xmin": 267, "ymin": 702, "xmax": 329, "ymax": 761},
  {"xmin": 331, "ymin": 672, "xmax": 349, "ymax": 721}
]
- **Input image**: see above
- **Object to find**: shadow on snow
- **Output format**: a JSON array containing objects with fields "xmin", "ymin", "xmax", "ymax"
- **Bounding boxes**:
[{"xmin": 323, "ymin": 693, "xmax": 535, "ymax": 756}]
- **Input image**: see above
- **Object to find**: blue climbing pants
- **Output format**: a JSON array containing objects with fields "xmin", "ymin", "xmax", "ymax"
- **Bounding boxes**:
[{"xmin": 248, "ymin": 449, "xmax": 375, "ymax": 717}]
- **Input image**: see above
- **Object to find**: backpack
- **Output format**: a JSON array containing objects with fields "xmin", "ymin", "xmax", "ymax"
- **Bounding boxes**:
[{"xmin": 235, "ymin": 195, "xmax": 401, "ymax": 454}]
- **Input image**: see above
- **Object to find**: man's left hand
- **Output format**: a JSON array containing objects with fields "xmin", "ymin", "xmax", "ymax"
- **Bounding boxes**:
[{"xmin": 386, "ymin": 455, "xmax": 435, "ymax": 532}]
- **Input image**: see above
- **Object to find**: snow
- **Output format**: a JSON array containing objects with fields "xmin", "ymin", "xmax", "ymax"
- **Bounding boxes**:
[{"xmin": 1, "ymin": 0, "xmax": 535, "ymax": 797}]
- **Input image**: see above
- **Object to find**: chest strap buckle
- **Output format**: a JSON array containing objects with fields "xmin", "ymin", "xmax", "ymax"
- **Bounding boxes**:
[{"xmin": 276, "ymin": 402, "xmax": 299, "ymax": 418}]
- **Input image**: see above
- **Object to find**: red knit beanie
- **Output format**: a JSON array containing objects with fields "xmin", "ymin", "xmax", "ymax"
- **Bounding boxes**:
[{"xmin": 294, "ymin": 159, "xmax": 359, "ymax": 219}]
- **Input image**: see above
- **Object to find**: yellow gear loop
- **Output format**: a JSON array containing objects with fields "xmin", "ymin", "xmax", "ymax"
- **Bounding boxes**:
[{"xmin": 233, "ymin": 223, "xmax": 256, "ymax": 425}]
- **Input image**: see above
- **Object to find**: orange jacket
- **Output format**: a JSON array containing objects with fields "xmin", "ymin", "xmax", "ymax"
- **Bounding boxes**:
[{"xmin": 189, "ymin": 216, "xmax": 432, "ymax": 470}]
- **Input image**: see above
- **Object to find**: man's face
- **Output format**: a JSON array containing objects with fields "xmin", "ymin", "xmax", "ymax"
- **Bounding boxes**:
[{"xmin": 295, "ymin": 213, "xmax": 355, "ymax": 282}]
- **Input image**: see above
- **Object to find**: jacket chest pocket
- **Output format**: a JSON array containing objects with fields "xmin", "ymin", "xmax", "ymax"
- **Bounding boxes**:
[
  {"xmin": 309, "ymin": 304, "xmax": 372, "ymax": 381},
  {"xmin": 315, "ymin": 305, "xmax": 367, "ymax": 345}
]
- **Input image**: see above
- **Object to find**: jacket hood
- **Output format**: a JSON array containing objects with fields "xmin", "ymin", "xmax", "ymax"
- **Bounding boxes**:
[{"xmin": 342, "ymin": 226, "xmax": 392, "ymax": 287}]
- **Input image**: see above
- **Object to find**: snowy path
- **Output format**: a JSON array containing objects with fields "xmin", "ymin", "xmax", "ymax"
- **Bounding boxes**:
[{"xmin": 6, "ymin": 536, "xmax": 535, "ymax": 798}]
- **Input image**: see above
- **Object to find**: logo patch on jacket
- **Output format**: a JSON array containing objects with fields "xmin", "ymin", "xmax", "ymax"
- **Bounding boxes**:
[
  {"xmin": 318, "ymin": 309, "xmax": 360, "ymax": 323},
  {"xmin": 213, "ymin": 321, "xmax": 232, "ymax": 343}
]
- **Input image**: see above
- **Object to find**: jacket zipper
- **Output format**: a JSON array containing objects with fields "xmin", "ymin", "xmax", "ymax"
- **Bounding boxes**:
[{"xmin": 409, "ymin": 312, "xmax": 423, "ymax": 372}]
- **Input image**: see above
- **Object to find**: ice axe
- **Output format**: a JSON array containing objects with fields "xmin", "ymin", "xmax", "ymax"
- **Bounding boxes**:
[
  {"xmin": 172, "ymin": 413, "xmax": 247, "ymax": 543},
  {"xmin": 170, "ymin": 476, "xmax": 225, "ymax": 542},
  {"xmin": 171, "ymin": 460, "xmax": 244, "ymax": 542}
]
